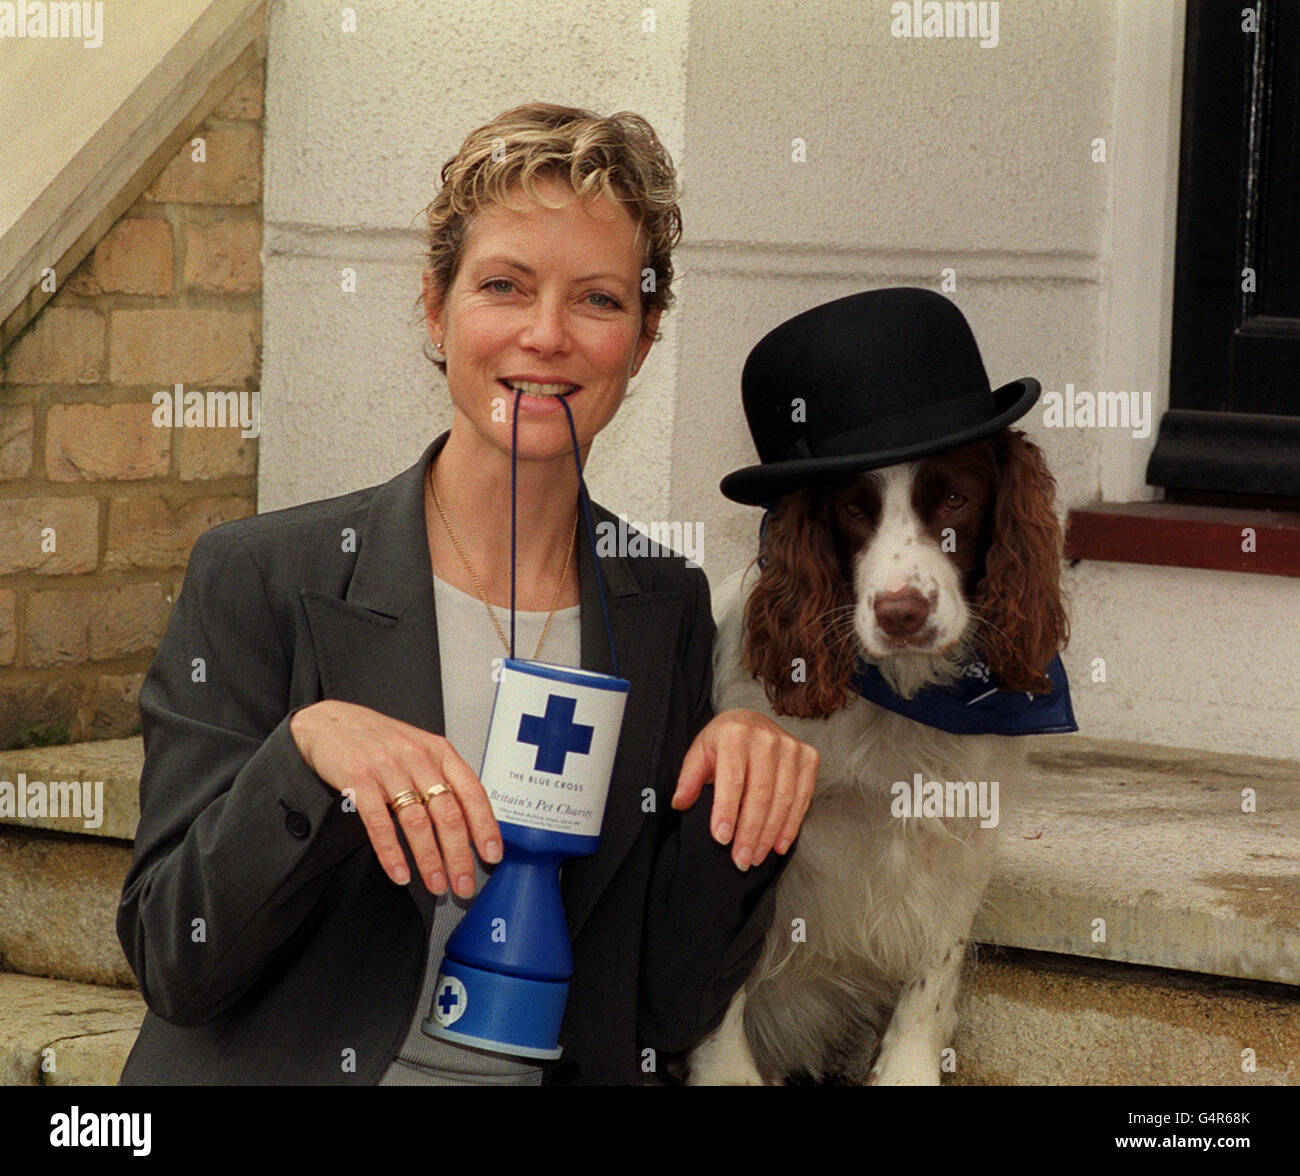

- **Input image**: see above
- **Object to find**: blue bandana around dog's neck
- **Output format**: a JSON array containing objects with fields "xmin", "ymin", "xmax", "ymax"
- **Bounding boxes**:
[
  {"xmin": 756, "ymin": 506, "xmax": 1078, "ymax": 737},
  {"xmin": 850, "ymin": 654, "xmax": 1077, "ymax": 736}
]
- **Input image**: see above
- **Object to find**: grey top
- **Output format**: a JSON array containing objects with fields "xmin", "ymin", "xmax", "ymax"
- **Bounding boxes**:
[{"xmin": 379, "ymin": 573, "xmax": 580, "ymax": 1085}]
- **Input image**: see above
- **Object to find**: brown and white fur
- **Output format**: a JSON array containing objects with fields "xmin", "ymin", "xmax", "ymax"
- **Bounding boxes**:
[{"xmin": 689, "ymin": 428, "xmax": 1068, "ymax": 1085}]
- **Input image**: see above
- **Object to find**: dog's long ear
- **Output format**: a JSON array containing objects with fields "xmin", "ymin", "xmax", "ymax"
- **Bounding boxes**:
[
  {"xmin": 974, "ymin": 429, "xmax": 1070, "ymax": 692},
  {"xmin": 744, "ymin": 489, "xmax": 857, "ymax": 719}
]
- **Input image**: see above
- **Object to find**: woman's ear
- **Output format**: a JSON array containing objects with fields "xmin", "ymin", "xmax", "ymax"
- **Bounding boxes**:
[
  {"xmin": 423, "ymin": 270, "xmax": 446, "ymax": 345},
  {"xmin": 632, "ymin": 307, "xmax": 662, "ymax": 376}
]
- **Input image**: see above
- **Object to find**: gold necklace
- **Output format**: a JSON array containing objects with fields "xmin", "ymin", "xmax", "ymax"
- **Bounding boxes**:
[{"xmin": 428, "ymin": 461, "xmax": 577, "ymax": 660}]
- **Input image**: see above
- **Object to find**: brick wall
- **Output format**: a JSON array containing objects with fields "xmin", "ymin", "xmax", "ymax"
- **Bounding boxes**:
[{"xmin": 0, "ymin": 58, "xmax": 265, "ymax": 750}]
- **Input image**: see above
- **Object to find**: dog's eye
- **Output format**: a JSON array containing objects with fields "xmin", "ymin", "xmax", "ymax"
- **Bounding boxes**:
[
  {"xmin": 840, "ymin": 501, "xmax": 865, "ymax": 520},
  {"xmin": 943, "ymin": 493, "xmax": 967, "ymax": 511}
]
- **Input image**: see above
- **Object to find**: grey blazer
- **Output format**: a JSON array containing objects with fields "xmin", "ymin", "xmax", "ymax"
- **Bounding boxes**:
[{"xmin": 116, "ymin": 431, "xmax": 787, "ymax": 1085}]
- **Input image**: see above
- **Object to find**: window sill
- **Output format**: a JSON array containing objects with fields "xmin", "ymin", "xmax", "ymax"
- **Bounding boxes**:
[{"xmin": 1065, "ymin": 502, "xmax": 1300, "ymax": 577}]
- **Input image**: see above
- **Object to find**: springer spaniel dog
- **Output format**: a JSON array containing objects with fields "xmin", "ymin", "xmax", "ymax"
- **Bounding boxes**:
[{"xmin": 689, "ymin": 427, "xmax": 1070, "ymax": 1086}]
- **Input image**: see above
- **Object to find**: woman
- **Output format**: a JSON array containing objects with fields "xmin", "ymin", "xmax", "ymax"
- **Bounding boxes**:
[{"xmin": 116, "ymin": 103, "xmax": 817, "ymax": 1086}]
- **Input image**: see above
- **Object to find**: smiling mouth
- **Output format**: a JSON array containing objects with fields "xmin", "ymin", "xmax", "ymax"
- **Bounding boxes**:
[{"xmin": 500, "ymin": 379, "xmax": 581, "ymax": 398}]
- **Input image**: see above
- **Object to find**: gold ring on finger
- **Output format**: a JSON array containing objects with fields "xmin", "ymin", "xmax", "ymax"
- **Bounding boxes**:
[
  {"xmin": 423, "ymin": 782, "xmax": 450, "ymax": 804},
  {"xmin": 390, "ymin": 790, "xmax": 423, "ymax": 813}
]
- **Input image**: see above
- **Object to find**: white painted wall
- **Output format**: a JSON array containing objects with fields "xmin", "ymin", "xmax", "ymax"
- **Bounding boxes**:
[{"xmin": 261, "ymin": 0, "xmax": 1298, "ymax": 759}]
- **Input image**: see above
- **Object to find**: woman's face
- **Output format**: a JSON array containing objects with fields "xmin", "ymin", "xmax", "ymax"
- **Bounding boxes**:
[{"xmin": 425, "ymin": 174, "xmax": 660, "ymax": 465}]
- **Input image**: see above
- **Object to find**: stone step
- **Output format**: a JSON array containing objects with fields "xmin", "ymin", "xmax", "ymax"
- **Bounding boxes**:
[
  {"xmin": 0, "ymin": 827, "xmax": 135, "ymax": 986},
  {"xmin": 4, "ymin": 950, "xmax": 1295, "ymax": 1086},
  {"xmin": 0, "ymin": 972, "xmax": 145, "ymax": 1086},
  {"xmin": 0, "ymin": 735, "xmax": 1297, "ymax": 1085},
  {"xmin": 975, "ymin": 735, "xmax": 1300, "ymax": 989},
  {"xmin": 953, "ymin": 949, "xmax": 1300, "ymax": 1085},
  {"xmin": 0, "ymin": 738, "xmax": 142, "ymax": 840},
  {"xmin": 0, "ymin": 739, "xmax": 141, "ymax": 985},
  {"xmin": 6, "ymin": 733, "xmax": 1298, "ymax": 987}
]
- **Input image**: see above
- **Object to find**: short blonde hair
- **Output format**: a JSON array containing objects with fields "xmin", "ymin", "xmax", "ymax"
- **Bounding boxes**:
[{"xmin": 420, "ymin": 102, "xmax": 683, "ymax": 374}]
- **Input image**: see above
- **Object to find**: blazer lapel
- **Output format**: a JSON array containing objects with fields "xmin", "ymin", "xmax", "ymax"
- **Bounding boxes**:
[
  {"xmin": 298, "ymin": 430, "xmax": 687, "ymax": 942},
  {"xmin": 300, "ymin": 435, "xmax": 448, "ymax": 934},
  {"xmin": 300, "ymin": 435, "xmax": 447, "ymax": 738}
]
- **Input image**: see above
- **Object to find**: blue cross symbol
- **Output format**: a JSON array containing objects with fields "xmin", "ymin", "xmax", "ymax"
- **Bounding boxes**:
[
  {"xmin": 436, "ymin": 983, "xmax": 459, "ymax": 1017},
  {"xmin": 517, "ymin": 693, "xmax": 593, "ymax": 774}
]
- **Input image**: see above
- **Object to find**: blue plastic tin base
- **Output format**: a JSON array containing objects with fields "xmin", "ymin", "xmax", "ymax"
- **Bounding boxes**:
[{"xmin": 421, "ymin": 958, "xmax": 567, "ymax": 1061}]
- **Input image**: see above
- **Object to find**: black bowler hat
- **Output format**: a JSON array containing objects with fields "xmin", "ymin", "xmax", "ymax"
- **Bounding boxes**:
[{"xmin": 720, "ymin": 288, "xmax": 1041, "ymax": 506}]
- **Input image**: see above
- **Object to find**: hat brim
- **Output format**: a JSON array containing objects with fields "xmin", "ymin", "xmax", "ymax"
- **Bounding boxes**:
[{"xmin": 719, "ymin": 378, "xmax": 1041, "ymax": 506}]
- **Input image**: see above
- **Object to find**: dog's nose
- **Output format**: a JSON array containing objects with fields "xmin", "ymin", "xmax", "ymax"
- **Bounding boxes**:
[{"xmin": 874, "ymin": 588, "xmax": 931, "ymax": 636}]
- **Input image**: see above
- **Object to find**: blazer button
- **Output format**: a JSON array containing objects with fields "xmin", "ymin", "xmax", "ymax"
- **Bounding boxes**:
[{"xmin": 285, "ymin": 809, "xmax": 311, "ymax": 839}]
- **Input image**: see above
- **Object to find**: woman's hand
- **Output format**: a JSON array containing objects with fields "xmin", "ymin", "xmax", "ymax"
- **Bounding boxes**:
[
  {"xmin": 289, "ymin": 700, "xmax": 501, "ymax": 897},
  {"xmin": 671, "ymin": 709, "xmax": 818, "ymax": 870}
]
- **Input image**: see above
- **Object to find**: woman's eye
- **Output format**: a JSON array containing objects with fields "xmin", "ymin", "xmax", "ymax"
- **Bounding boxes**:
[
  {"xmin": 482, "ymin": 279, "xmax": 515, "ymax": 294},
  {"xmin": 944, "ymin": 492, "xmax": 968, "ymax": 510},
  {"xmin": 586, "ymin": 292, "xmax": 622, "ymax": 309}
]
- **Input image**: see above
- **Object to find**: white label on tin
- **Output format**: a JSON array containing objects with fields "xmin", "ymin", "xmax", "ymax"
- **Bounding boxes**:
[{"xmin": 478, "ymin": 664, "xmax": 626, "ymax": 838}]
